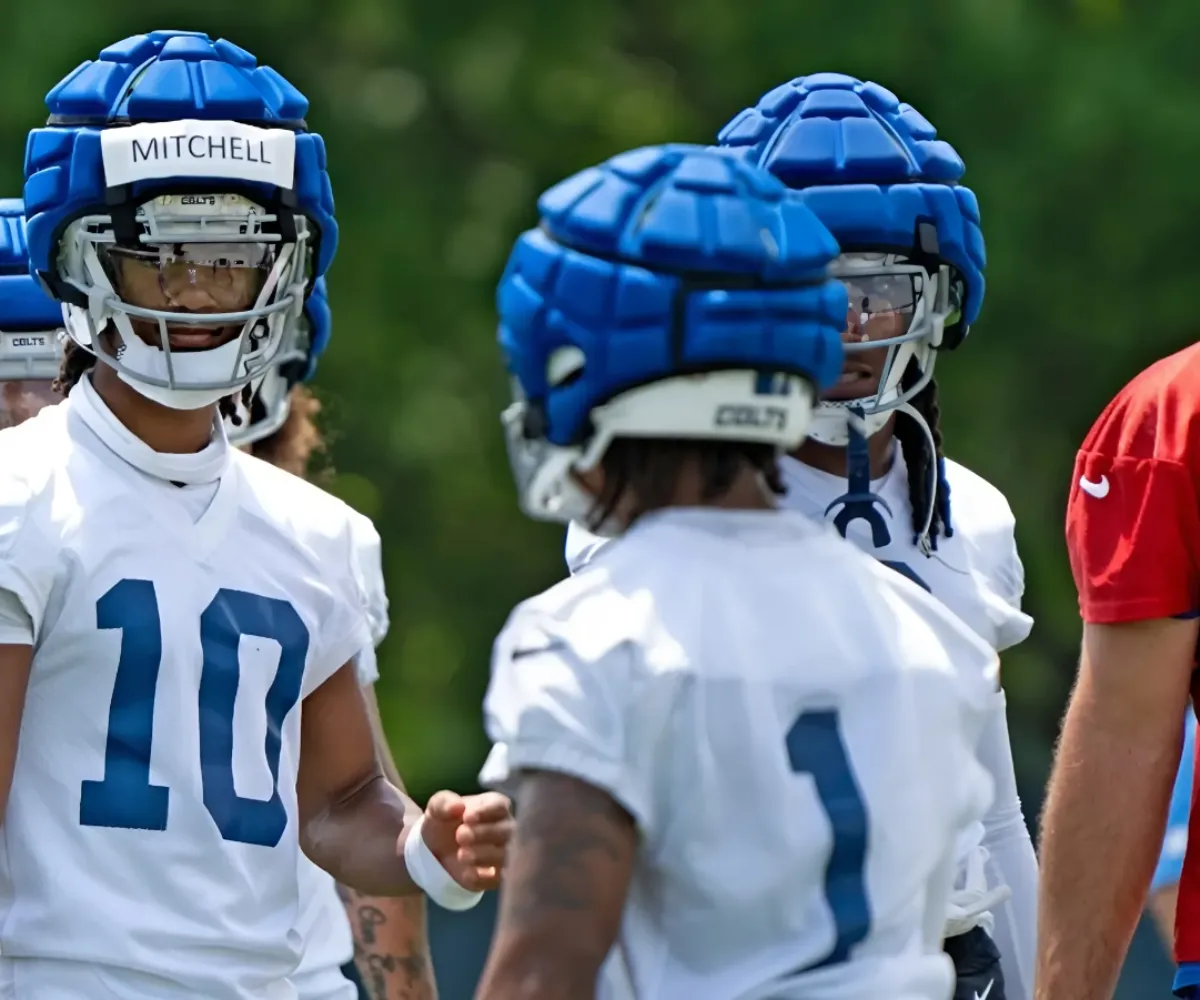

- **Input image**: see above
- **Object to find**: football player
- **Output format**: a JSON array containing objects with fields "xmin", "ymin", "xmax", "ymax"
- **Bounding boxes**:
[
  {"xmin": 1043, "ymin": 341, "xmax": 1200, "ymax": 998},
  {"xmin": 711, "ymin": 74, "xmax": 1039, "ymax": 1000},
  {"xmin": 227, "ymin": 280, "xmax": 436, "ymax": 1000},
  {"xmin": 0, "ymin": 199, "xmax": 62, "ymax": 427},
  {"xmin": 568, "ymin": 74, "xmax": 1037, "ymax": 1000},
  {"xmin": 0, "ymin": 196, "xmax": 434, "ymax": 999},
  {"xmin": 475, "ymin": 143, "xmax": 999, "ymax": 1000},
  {"xmin": 0, "ymin": 31, "xmax": 510, "ymax": 999}
]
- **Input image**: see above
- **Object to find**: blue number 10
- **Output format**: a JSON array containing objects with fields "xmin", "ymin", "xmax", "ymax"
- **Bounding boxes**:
[
  {"xmin": 786, "ymin": 708, "xmax": 871, "ymax": 970},
  {"xmin": 79, "ymin": 578, "xmax": 310, "ymax": 847}
]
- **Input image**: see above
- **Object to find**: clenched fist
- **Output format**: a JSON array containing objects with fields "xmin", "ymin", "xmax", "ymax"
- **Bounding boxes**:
[{"xmin": 418, "ymin": 789, "xmax": 514, "ymax": 891}]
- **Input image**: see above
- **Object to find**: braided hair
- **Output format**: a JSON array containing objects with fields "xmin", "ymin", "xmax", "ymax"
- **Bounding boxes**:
[
  {"xmin": 52, "ymin": 338, "xmax": 95, "ymax": 397},
  {"xmin": 891, "ymin": 362, "xmax": 951, "ymax": 549},
  {"xmin": 53, "ymin": 338, "xmax": 251, "ymax": 423},
  {"xmin": 586, "ymin": 438, "xmax": 785, "ymax": 532},
  {"xmin": 251, "ymin": 386, "xmax": 328, "ymax": 479}
]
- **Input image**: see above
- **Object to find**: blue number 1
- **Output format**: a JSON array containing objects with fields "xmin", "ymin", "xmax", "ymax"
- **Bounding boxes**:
[
  {"xmin": 786, "ymin": 709, "xmax": 871, "ymax": 970},
  {"xmin": 80, "ymin": 580, "xmax": 309, "ymax": 847}
]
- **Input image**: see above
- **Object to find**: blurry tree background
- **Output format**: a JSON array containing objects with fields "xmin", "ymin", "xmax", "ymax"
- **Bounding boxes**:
[{"xmin": 0, "ymin": 0, "xmax": 1187, "ymax": 995}]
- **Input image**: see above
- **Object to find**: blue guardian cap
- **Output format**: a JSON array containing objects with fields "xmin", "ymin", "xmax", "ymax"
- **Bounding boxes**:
[
  {"xmin": 23, "ymin": 29, "xmax": 336, "ymax": 411},
  {"xmin": 496, "ymin": 143, "xmax": 849, "ymax": 525},
  {"xmin": 717, "ymin": 73, "xmax": 984, "ymax": 449},
  {"xmin": 0, "ymin": 199, "xmax": 66, "ymax": 428}
]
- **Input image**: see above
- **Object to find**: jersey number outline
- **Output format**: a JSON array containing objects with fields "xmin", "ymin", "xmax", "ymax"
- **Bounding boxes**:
[
  {"xmin": 785, "ymin": 708, "xmax": 871, "ymax": 970},
  {"xmin": 79, "ymin": 578, "xmax": 309, "ymax": 847}
]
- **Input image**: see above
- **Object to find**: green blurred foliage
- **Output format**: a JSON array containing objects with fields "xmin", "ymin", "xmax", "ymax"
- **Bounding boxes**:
[{"xmin": 3, "ymin": 0, "xmax": 1194, "ymax": 811}]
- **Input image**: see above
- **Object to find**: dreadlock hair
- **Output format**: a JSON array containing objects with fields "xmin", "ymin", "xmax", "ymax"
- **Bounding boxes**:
[
  {"xmin": 585, "ymin": 437, "xmax": 786, "ymax": 533},
  {"xmin": 52, "ymin": 338, "xmax": 96, "ymax": 397},
  {"xmin": 892, "ymin": 360, "xmax": 951, "ymax": 548},
  {"xmin": 53, "ymin": 337, "xmax": 254, "ymax": 426},
  {"xmin": 250, "ymin": 386, "xmax": 327, "ymax": 480}
]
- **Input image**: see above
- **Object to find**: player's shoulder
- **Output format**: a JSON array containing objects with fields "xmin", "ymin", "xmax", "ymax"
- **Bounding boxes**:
[
  {"xmin": 860, "ymin": 553, "xmax": 1000, "ymax": 700},
  {"xmin": 0, "ymin": 402, "xmax": 73, "ymax": 509},
  {"xmin": 344, "ymin": 503, "xmax": 382, "ymax": 554},
  {"xmin": 1080, "ymin": 340, "xmax": 1200, "ymax": 463},
  {"xmin": 503, "ymin": 551, "xmax": 684, "ymax": 671},
  {"xmin": 500, "ymin": 514, "xmax": 769, "ymax": 676},
  {"xmin": 940, "ymin": 455, "xmax": 1017, "ymax": 537},
  {"xmin": 0, "ymin": 400, "xmax": 70, "ymax": 474},
  {"xmin": 232, "ymin": 450, "xmax": 361, "ymax": 551}
]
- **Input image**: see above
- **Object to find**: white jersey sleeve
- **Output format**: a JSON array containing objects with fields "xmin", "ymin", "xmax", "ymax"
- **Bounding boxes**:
[
  {"xmin": 346, "ymin": 510, "xmax": 389, "ymax": 687},
  {"xmin": 480, "ymin": 579, "xmax": 677, "ymax": 834},
  {"xmin": 942, "ymin": 459, "xmax": 1032, "ymax": 653},
  {"xmin": 978, "ymin": 690, "xmax": 1038, "ymax": 1000},
  {"xmin": 0, "ymin": 585, "xmax": 34, "ymax": 645},
  {"xmin": 291, "ymin": 508, "xmax": 393, "ymax": 995},
  {"xmin": 0, "ymin": 413, "xmax": 65, "ymax": 641},
  {"xmin": 274, "ymin": 479, "xmax": 373, "ymax": 699}
]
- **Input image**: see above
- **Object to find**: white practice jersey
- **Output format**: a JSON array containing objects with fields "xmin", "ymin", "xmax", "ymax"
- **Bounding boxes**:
[
  {"xmin": 773, "ymin": 449, "xmax": 1032, "ymax": 654},
  {"xmin": 0, "ymin": 399, "xmax": 371, "ymax": 999},
  {"xmin": 566, "ymin": 445, "xmax": 1032, "ymax": 868},
  {"xmin": 567, "ymin": 447, "xmax": 1031, "ymax": 656},
  {"xmin": 484, "ymin": 508, "xmax": 997, "ymax": 1000},
  {"xmin": 292, "ymin": 510, "xmax": 390, "ymax": 999}
]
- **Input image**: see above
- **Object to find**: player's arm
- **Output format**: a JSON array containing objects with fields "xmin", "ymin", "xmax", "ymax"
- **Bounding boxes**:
[
  {"xmin": 972, "ymin": 519, "xmax": 1038, "ymax": 999},
  {"xmin": 1037, "ymin": 618, "xmax": 1194, "ymax": 997},
  {"xmin": 1146, "ymin": 719, "xmax": 1194, "ymax": 950},
  {"xmin": 1037, "ymin": 383, "xmax": 1200, "ymax": 1000},
  {"xmin": 297, "ymin": 661, "xmax": 510, "ymax": 898},
  {"xmin": 475, "ymin": 591, "xmax": 670, "ymax": 1000},
  {"xmin": 474, "ymin": 769, "xmax": 636, "ymax": 1000},
  {"xmin": 978, "ymin": 682, "xmax": 1038, "ymax": 1000},
  {"xmin": 0, "ymin": 579, "xmax": 40, "ymax": 822},
  {"xmin": 1151, "ymin": 883, "xmax": 1182, "ymax": 950},
  {"xmin": 0, "ymin": 643, "xmax": 33, "ymax": 821},
  {"xmin": 339, "ymin": 683, "xmax": 437, "ymax": 1000}
]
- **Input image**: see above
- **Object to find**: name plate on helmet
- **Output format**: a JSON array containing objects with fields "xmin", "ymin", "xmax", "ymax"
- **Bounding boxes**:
[{"xmin": 100, "ymin": 119, "xmax": 296, "ymax": 189}]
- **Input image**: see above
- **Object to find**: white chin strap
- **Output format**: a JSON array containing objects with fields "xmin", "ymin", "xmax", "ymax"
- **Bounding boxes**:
[
  {"xmin": 807, "ymin": 401, "xmax": 892, "ymax": 447},
  {"xmin": 225, "ymin": 368, "xmax": 293, "ymax": 446},
  {"xmin": 110, "ymin": 336, "xmax": 258, "ymax": 410}
]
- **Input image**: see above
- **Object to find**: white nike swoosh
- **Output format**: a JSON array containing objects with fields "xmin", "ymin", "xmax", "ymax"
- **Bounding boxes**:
[
  {"xmin": 1079, "ymin": 474, "xmax": 1110, "ymax": 499},
  {"xmin": 973, "ymin": 979, "xmax": 994, "ymax": 1000}
]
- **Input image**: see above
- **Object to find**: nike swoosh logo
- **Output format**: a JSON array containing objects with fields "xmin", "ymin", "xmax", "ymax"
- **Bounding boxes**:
[
  {"xmin": 1079, "ymin": 474, "xmax": 1110, "ymax": 498},
  {"xmin": 974, "ymin": 979, "xmax": 994, "ymax": 1000},
  {"xmin": 511, "ymin": 641, "xmax": 566, "ymax": 661}
]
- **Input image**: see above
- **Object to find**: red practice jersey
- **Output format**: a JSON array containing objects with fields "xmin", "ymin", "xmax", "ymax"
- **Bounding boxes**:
[{"xmin": 1065, "ymin": 340, "xmax": 1200, "ymax": 963}]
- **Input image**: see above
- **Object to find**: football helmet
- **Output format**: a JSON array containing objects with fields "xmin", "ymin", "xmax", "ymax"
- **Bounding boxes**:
[
  {"xmin": 23, "ymin": 30, "xmax": 337, "ymax": 411},
  {"xmin": 497, "ymin": 143, "xmax": 848, "ymax": 526},
  {"xmin": 0, "ymin": 198, "xmax": 65, "ymax": 428},
  {"xmin": 717, "ymin": 73, "xmax": 985, "ymax": 447}
]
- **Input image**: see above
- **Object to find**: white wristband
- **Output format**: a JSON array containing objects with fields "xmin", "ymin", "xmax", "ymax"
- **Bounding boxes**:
[{"xmin": 402, "ymin": 814, "xmax": 485, "ymax": 912}]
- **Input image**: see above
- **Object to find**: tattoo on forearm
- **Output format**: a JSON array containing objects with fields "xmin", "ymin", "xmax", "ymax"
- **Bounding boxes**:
[
  {"xmin": 506, "ymin": 771, "xmax": 635, "ymax": 926},
  {"xmin": 341, "ymin": 886, "xmax": 436, "ymax": 1000},
  {"xmin": 477, "ymin": 772, "xmax": 635, "ymax": 1000}
]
